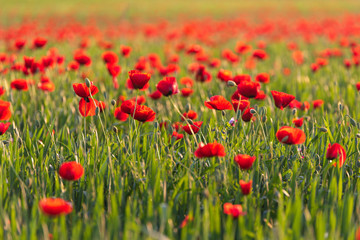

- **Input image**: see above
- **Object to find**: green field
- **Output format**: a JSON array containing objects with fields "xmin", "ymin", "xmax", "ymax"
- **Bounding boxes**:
[{"xmin": 1, "ymin": 1, "xmax": 360, "ymax": 240}]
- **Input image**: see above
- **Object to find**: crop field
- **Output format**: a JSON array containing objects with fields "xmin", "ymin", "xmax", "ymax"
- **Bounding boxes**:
[{"xmin": 2, "ymin": 0, "xmax": 360, "ymax": 239}]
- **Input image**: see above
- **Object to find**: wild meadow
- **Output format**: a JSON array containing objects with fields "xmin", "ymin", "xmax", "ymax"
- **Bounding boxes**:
[{"xmin": 1, "ymin": 1, "xmax": 360, "ymax": 239}]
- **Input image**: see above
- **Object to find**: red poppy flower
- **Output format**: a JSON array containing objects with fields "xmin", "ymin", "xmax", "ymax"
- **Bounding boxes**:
[
  {"xmin": 182, "ymin": 110, "xmax": 198, "ymax": 121},
  {"xmin": 74, "ymin": 52, "xmax": 91, "ymax": 66},
  {"xmin": 79, "ymin": 98, "xmax": 99, "ymax": 117},
  {"xmin": 242, "ymin": 108, "xmax": 254, "ymax": 122},
  {"xmin": 301, "ymin": 101, "xmax": 310, "ymax": 111},
  {"xmin": 311, "ymin": 63, "xmax": 319, "ymax": 73},
  {"xmin": 252, "ymin": 49, "xmax": 268, "ymax": 60},
  {"xmin": 148, "ymin": 90, "xmax": 162, "ymax": 100},
  {"xmin": 128, "ymin": 70, "xmax": 151, "ymax": 89},
  {"xmin": 235, "ymin": 41, "xmax": 252, "ymax": 54},
  {"xmin": 156, "ymin": 77, "xmax": 179, "ymax": 96},
  {"xmin": 126, "ymin": 78, "xmax": 149, "ymax": 91},
  {"xmin": 276, "ymin": 126, "xmax": 306, "ymax": 145},
  {"xmin": 120, "ymin": 45, "xmax": 132, "ymax": 57},
  {"xmin": 288, "ymin": 100, "xmax": 302, "ymax": 109},
  {"xmin": 254, "ymin": 90, "xmax": 266, "ymax": 100},
  {"xmin": 24, "ymin": 56, "xmax": 35, "ymax": 69},
  {"xmin": 39, "ymin": 198, "xmax": 72, "ymax": 216},
  {"xmin": 231, "ymin": 99, "xmax": 250, "ymax": 112},
  {"xmin": 38, "ymin": 82, "xmax": 55, "ymax": 92},
  {"xmin": 205, "ymin": 95, "xmax": 232, "ymax": 111},
  {"xmin": 194, "ymin": 142, "xmax": 226, "ymax": 158},
  {"xmin": 59, "ymin": 161, "xmax": 84, "ymax": 181},
  {"xmin": 356, "ymin": 82, "xmax": 360, "ymax": 91},
  {"xmin": 313, "ymin": 99, "xmax": 324, "ymax": 109},
  {"xmin": 130, "ymin": 105, "xmax": 156, "ymax": 122},
  {"xmin": 131, "ymin": 95, "xmax": 146, "ymax": 105},
  {"xmin": 102, "ymin": 51, "xmax": 118, "ymax": 65},
  {"xmin": 72, "ymin": 82, "xmax": 98, "ymax": 98},
  {"xmin": 33, "ymin": 37, "xmax": 47, "ymax": 48},
  {"xmin": 0, "ymin": 122, "xmax": 11, "ymax": 135},
  {"xmin": 293, "ymin": 118, "xmax": 304, "ymax": 127},
  {"xmin": 179, "ymin": 215, "xmax": 193, "ymax": 228},
  {"xmin": 217, "ymin": 69, "xmax": 232, "ymax": 82},
  {"xmin": 234, "ymin": 154, "xmax": 255, "ymax": 170},
  {"xmin": 68, "ymin": 61, "xmax": 80, "ymax": 71},
  {"xmin": 114, "ymin": 107, "xmax": 129, "ymax": 121},
  {"xmin": 107, "ymin": 64, "xmax": 121, "ymax": 77},
  {"xmin": 233, "ymin": 74, "xmax": 251, "ymax": 85},
  {"xmin": 255, "ymin": 73, "xmax": 270, "ymax": 83},
  {"xmin": 182, "ymin": 121, "xmax": 203, "ymax": 135},
  {"xmin": 14, "ymin": 39, "xmax": 26, "ymax": 50},
  {"xmin": 292, "ymin": 51, "xmax": 304, "ymax": 65},
  {"xmin": 121, "ymin": 100, "xmax": 136, "ymax": 114},
  {"xmin": 237, "ymin": 81, "xmax": 261, "ymax": 98},
  {"xmin": 239, "ymin": 180, "xmax": 252, "ymax": 195},
  {"xmin": 181, "ymin": 88, "xmax": 194, "ymax": 97},
  {"xmin": 223, "ymin": 203, "xmax": 246, "ymax": 218},
  {"xmin": 11, "ymin": 79, "xmax": 28, "ymax": 91},
  {"xmin": 0, "ymin": 87, "xmax": 5, "ymax": 97},
  {"xmin": 326, "ymin": 143, "xmax": 346, "ymax": 167},
  {"xmin": 171, "ymin": 131, "xmax": 184, "ymax": 140},
  {"xmin": 0, "ymin": 100, "xmax": 11, "ymax": 121},
  {"xmin": 180, "ymin": 77, "xmax": 194, "ymax": 87},
  {"xmin": 271, "ymin": 91, "xmax": 296, "ymax": 110}
]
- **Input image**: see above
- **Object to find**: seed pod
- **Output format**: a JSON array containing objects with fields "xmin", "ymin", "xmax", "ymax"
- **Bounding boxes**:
[
  {"xmin": 227, "ymin": 80, "xmax": 236, "ymax": 87},
  {"xmin": 350, "ymin": 117, "xmax": 357, "ymax": 127},
  {"xmin": 85, "ymin": 78, "xmax": 91, "ymax": 88},
  {"xmin": 338, "ymin": 102, "xmax": 343, "ymax": 111},
  {"xmin": 113, "ymin": 126, "xmax": 118, "ymax": 133},
  {"xmin": 250, "ymin": 109, "xmax": 257, "ymax": 114},
  {"xmin": 111, "ymin": 99, "xmax": 116, "ymax": 106},
  {"xmin": 319, "ymin": 127, "xmax": 328, "ymax": 133}
]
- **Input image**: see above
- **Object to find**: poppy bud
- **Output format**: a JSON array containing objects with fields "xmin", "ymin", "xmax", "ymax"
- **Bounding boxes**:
[
  {"xmin": 236, "ymin": 110, "xmax": 241, "ymax": 119},
  {"xmin": 350, "ymin": 118, "xmax": 357, "ymax": 127},
  {"xmin": 154, "ymin": 122, "xmax": 159, "ymax": 128},
  {"xmin": 222, "ymin": 110, "xmax": 226, "ymax": 117},
  {"xmin": 356, "ymin": 133, "xmax": 360, "ymax": 138},
  {"xmin": 185, "ymin": 103, "xmax": 191, "ymax": 112},
  {"xmin": 319, "ymin": 127, "xmax": 328, "ymax": 133},
  {"xmin": 187, "ymin": 119, "xmax": 194, "ymax": 125},
  {"xmin": 113, "ymin": 126, "xmax": 118, "ymax": 133},
  {"xmin": 227, "ymin": 81, "xmax": 236, "ymax": 87},
  {"xmin": 262, "ymin": 115, "xmax": 267, "ymax": 122},
  {"xmin": 111, "ymin": 99, "xmax": 116, "ymax": 106},
  {"xmin": 250, "ymin": 109, "xmax": 257, "ymax": 114},
  {"xmin": 292, "ymin": 108, "xmax": 297, "ymax": 115},
  {"xmin": 95, "ymin": 107, "xmax": 99, "ymax": 115},
  {"xmin": 338, "ymin": 102, "xmax": 343, "ymax": 111},
  {"xmin": 85, "ymin": 78, "xmax": 91, "ymax": 88}
]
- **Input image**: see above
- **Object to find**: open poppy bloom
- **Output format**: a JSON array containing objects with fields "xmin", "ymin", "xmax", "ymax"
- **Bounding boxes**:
[
  {"xmin": 181, "ymin": 88, "xmax": 194, "ymax": 97},
  {"xmin": 38, "ymin": 82, "xmax": 55, "ymax": 92},
  {"xmin": 120, "ymin": 100, "xmax": 136, "ymax": 114},
  {"xmin": 255, "ymin": 73, "xmax": 270, "ymax": 83},
  {"xmin": 171, "ymin": 131, "xmax": 184, "ymax": 140},
  {"xmin": 182, "ymin": 121, "xmax": 202, "ymax": 135},
  {"xmin": 232, "ymin": 99, "xmax": 250, "ymax": 112},
  {"xmin": 234, "ymin": 154, "xmax": 256, "ymax": 170},
  {"xmin": 223, "ymin": 203, "xmax": 246, "ymax": 218},
  {"xmin": 182, "ymin": 110, "xmax": 198, "ymax": 121},
  {"xmin": 271, "ymin": 91, "xmax": 295, "ymax": 110},
  {"xmin": 129, "ymin": 105, "xmax": 156, "ymax": 122},
  {"xmin": 239, "ymin": 180, "xmax": 252, "ymax": 195},
  {"xmin": 204, "ymin": 95, "xmax": 232, "ymax": 111},
  {"xmin": 73, "ymin": 82, "xmax": 99, "ymax": 98},
  {"xmin": 217, "ymin": 69, "xmax": 232, "ymax": 82},
  {"xmin": 276, "ymin": 126, "xmax": 306, "ymax": 145},
  {"xmin": 74, "ymin": 51, "xmax": 91, "ymax": 66},
  {"xmin": 79, "ymin": 98, "xmax": 99, "ymax": 117},
  {"xmin": 148, "ymin": 90, "xmax": 162, "ymax": 100},
  {"xmin": 59, "ymin": 161, "xmax": 84, "ymax": 181},
  {"xmin": 312, "ymin": 99, "xmax": 324, "ymax": 109},
  {"xmin": 0, "ymin": 100, "xmax": 11, "ymax": 121},
  {"xmin": 114, "ymin": 107, "xmax": 129, "ymax": 121},
  {"xmin": 120, "ymin": 45, "xmax": 132, "ymax": 57},
  {"xmin": 33, "ymin": 37, "xmax": 47, "ymax": 48},
  {"xmin": 0, "ymin": 122, "xmax": 11, "ymax": 135},
  {"xmin": 128, "ymin": 70, "xmax": 151, "ymax": 89},
  {"xmin": 194, "ymin": 141, "xmax": 226, "ymax": 158},
  {"xmin": 293, "ymin": 118, "xmax": 304, "ymax": 127},
  {"xmin": 237, "ymin": 81, "xmax": 261, "ymax": 98},
  {"xmin": 102, "ymin": 51, "xmax": 118, "ymax": 65},
  {"xmin": 11, "ymin": 79, "xmax": 28, "ymax": 91},
  {"xmin": 39, "ymin": 198, "xmax": 73, "ymax": 217},
  {"xmin": 156, "ymin": 76, "xmax": 179, "ymax": 96},
  {"xmin": 242, "ymin": 108, "xmax": 254, "ymax": 122},
  {"xmin": 233, "ymin": 74, "xmax": 251, "ymax": 85},
  {"xmin": 326, "ymin": 143, "xmax": 346, "ymax": 167}
]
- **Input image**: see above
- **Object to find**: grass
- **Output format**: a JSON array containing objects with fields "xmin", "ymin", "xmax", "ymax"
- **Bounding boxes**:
[{"xmin": 1, "ymin": 2, "xmax": 360, "ymax": 240}]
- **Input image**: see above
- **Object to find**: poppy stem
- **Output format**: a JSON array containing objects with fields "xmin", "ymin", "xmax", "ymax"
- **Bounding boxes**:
[
  {"xmin": 169, "ymin": 96, "xmax": 199, "ymax": 145},
  {"xmin": 84, "ymin": 100, "xmax": 87, "ymax": 162}
]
